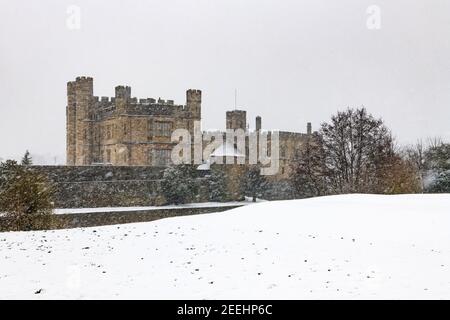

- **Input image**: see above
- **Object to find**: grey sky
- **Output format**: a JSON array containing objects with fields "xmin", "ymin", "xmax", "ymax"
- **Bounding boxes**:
[{"xmin": 1, "ymin": 0, "xmax": 449, "ymax": 163}]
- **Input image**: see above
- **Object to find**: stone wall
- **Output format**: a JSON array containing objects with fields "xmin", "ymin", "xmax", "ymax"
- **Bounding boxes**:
[
  {"xmin": 0, "ymin": 205, "xmax": 243, "ymax": 231},
  {"xmin": 30, "ymin": 165, "xmax": 164, "ymax": 182},
  {"xmin": 30, "ymin": 165, "xmax": 169, "ymax": 208},
  {"xmin": 67, "ymin": 77, "xmax": 201, "ymax": 166},
  {"xmin": 29, "ymin": 165, "xmax": 297, "ymax": 209},
  {"xmin": 29, "ymin": 165, "xmax": 216, "ymax": 208},
  {"xmin": 263, "ymin": 179, "xmax": 299, "ymax": 200}
]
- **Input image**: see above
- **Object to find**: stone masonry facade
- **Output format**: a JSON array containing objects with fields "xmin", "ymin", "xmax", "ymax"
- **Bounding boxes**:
[
  {"xmin": 29, "ymin": 165, "xmax": 299, "ymax": 209},
  {"xmin": 67, "ymin": 76, "xmax": 314, "ymax": 180},
  {"xmin": 67, "ymin": 76, "xmax": 201, "ymax": 166}
]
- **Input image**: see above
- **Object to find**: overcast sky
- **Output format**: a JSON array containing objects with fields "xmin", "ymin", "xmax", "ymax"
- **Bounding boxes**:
[{"xmin": 1, "ymin": 0, "xmax": 449, "ymax": 163}]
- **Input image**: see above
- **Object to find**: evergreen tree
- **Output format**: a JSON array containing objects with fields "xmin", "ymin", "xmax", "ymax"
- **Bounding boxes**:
[
  {"xmin": 426, "ymin": 171, "xmax": 450, "ymax": 193},
  {"xmin": 244, "ymin": 166, "xmax": 267, "ymax": 202},
  {"xmin": 0, "ymin": 160, "xmax": 55, "ymax": 231},
  {"xmin": 160, "ymin": 165, "xmax": 199, "ymax": 205},
  {"xmin": 207, "ymin": 167, "xmax": 227, "ymax": 202},
  {"xmin": 423, "ymin": 142, "xmax": 450, "ymax": 193},
  {"xmin": 21, "ymin": 150, "xmax": 32, "ymax": 166}
]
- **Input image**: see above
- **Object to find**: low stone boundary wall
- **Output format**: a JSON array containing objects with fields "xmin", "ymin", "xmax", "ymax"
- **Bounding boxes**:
[
  {"xmin": 25, "ymin": 165, "xmax": 297, "ymax": 208},
  {"xmin": 0, "ymin": 205, "xmax": 243, "ymax": 231},
  {"xmin": 28, "ymin": 165, "xmax": 212, "ymax": 208}
]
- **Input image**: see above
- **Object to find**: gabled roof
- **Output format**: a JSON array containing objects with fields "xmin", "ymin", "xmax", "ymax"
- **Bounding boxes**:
[{"xmin": 210, "ymin": 142, "xmax": 245, "ymax": 158}]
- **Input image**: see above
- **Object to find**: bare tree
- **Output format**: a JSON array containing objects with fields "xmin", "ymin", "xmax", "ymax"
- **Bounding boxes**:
[
  {"xmin": 379, "ymin": 153, "xmax": 421, "ymax": 194},
  {"xmin": 403, "ymin": 140, "xmax": 426, "ymax": 192},
  {"xmin": 427, "ymin": 136, "xmax": 443, "ymax": 149},
  {"xmin": 319, "ymin": 107, "xmax": 396, "ymax": 194}
]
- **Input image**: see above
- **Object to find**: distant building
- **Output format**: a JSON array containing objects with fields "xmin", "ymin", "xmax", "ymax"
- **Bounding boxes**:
[
  {"xmin": 66, "ymin": 76, "xmax": 314, "ymax": 178},
  {"xmin": 66, "ymin": 76, "xmax": 200, "ymax": 166}
]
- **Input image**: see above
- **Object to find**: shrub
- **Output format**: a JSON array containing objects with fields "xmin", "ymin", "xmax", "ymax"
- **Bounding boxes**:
[
  {"xmin": 160, "ymin": 165, "xmax": 198, "ymax": 205},
  {"xmin": 207, "ymin": 167, "xmax": 227, "ymax": 202},
  {"xmin": 424, "ymin": 143, "xmax": 450, "ymax": 193},
  {"xmin": 0, "ymin": 160, "xmax": 55, "ymax": 231},
  {"xmin": 243, "ymin": 166, "xmax": 267, "ymax": 202}
]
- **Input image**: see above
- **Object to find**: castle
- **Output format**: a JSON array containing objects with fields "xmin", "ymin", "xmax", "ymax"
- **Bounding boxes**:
[{"xmin": 66, "ymin": 76, "xmax": 312, "ymax": 178}]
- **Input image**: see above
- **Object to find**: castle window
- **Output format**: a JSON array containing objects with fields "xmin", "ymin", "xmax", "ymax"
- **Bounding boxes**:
[
  {"xmin": 106, "ymin": 125, "xmax": 113, "ymax": 139},
  {"xmin": 154, "ymin": 121, "xmax": 173, "ymax": 137},
  {"xmin": 152, "ymin": 149, "xmax": 171, "ymax": 166},
  {"xmin": 106, "ymin": 150, "xmax": 111, "ymax": 163}
]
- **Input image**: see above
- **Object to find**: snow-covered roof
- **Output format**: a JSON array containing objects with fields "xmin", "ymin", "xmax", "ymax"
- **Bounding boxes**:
[
  {"xmin": 197, "ymin": 159, "xmax": 211, "ymax": 170},
  {"xmin": 210, "ymin": 142, "xmax": 245, "ymax": 158}
]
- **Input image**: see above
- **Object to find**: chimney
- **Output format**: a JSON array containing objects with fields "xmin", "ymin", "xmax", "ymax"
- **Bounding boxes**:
[
  {"xmin": 256, "ymin": 116, "xmax": 262, "ymax": 131},
  {"xmin": 307, "ymin": 122, "xmax": 312, "ymax": 135}
]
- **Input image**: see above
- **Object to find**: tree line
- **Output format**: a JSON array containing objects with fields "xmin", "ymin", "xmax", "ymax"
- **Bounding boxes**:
[{"xmin": 290, "ymin": 107, "xmax": 450, "ymax": 197}]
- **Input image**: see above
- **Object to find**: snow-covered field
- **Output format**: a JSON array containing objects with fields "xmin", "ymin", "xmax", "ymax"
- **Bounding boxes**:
[{"xmin": 1, "ymin": 194, "xmax": 450, "ymax": 299}]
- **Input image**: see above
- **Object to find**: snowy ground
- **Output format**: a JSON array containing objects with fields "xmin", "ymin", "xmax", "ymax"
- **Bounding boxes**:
[
  {"xmin": 53, "ymin": 201, "xmax": 253, "ymax": 215},
  {"xmin": 1, "ymin": 194, "xmax": 450, "ymax": 299}
]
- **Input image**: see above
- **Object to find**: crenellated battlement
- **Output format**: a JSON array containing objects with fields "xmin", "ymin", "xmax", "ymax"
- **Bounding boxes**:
[
  {"xmin": 67, "ymin": 76, "xmax": 202, "ymax": 166},
  {"xmin": 91, "ymin": 94, "xmax": 184, "ymax": 115},
  {"xmin": 132, "ymin": 97, "xmax": 177, "ymax": 106},
  {"xmin": 75, "ymin": 76, "xmax": 93, "ymax": 82},
  {"xmin": 73, "ymin": 77, "xmax": 191, "ymax": 118}
]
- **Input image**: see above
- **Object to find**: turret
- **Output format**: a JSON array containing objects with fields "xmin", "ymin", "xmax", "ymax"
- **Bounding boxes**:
[
  {"xmin": 256, "ymin": 116, "xmax": 262, "ymax": 131},
  {"xmin": 115, "ymin": 85, "xmax": 131, "ymax": 100},
  {"xmin": 226, "ymin": 110, "xmax": 247, "ymax": 130},
  {"xmin": 307, "ymin": 122, "xmax": 312, "ymax": 135},
  {"xmin": 67, "ymin": 76, "xmax": 94, "ymax": 165},
  {"xmin": 115, "ymin": 85, "xmax": 131, "ymax": 114},
  {"xmin": 66, "ymin": 81, "xmax": 77, "ymax": 165},
  {"xmin": 186, "ymin": 89, "xmax": 201, "ymax": 120}
]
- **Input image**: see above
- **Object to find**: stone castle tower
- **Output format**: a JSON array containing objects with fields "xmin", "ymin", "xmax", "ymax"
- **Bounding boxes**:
[
  {"xmin": 226, "ymin": 110, "xmax": 247, "ymax": 130},
  {"xmin": 66, "ymin": 76, "xmax": 201, "ymax": 166}
]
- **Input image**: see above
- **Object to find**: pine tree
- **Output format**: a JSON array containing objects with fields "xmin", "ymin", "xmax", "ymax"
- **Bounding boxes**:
[
  {"xmin": 423, "ymin": 142, "xmax": 450, "ymax": 193},
  {"xmin": 427, "ymin": 171, "xmax": 450, "ymax": 192},
  {"xmin": 160, "ymin": 165, "xmax": 199, "ymax": 205},
  {"xmin": 244, "ymin": 166, "xmax": 267, "ymax": 202},
  {"xmin": 21, "ymin": 150, "xmax": 32, "ymax": 166}
]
